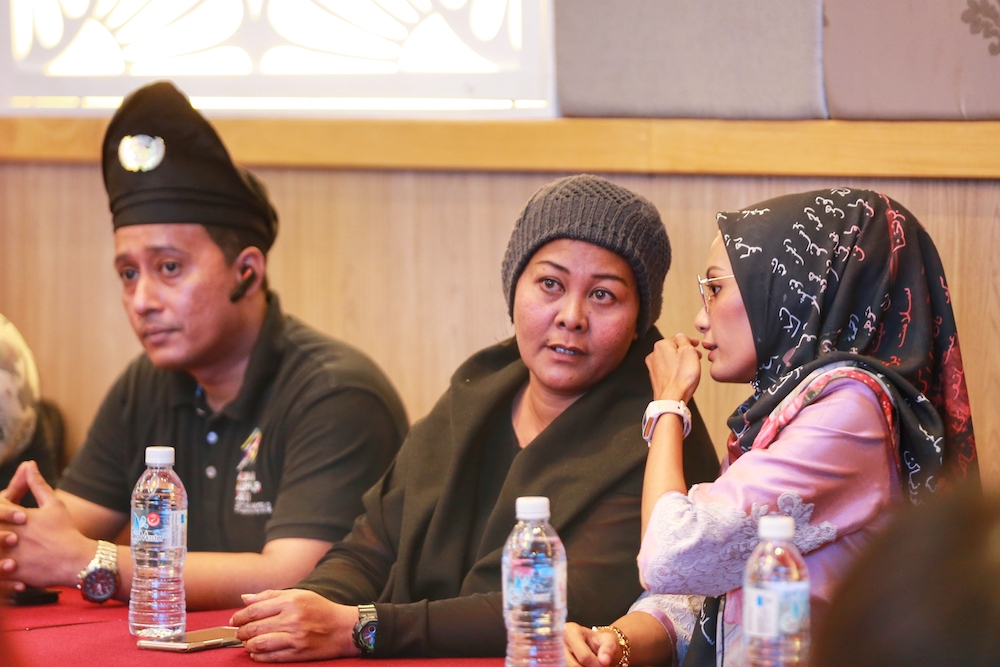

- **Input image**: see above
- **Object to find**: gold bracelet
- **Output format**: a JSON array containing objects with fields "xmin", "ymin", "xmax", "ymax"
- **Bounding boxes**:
[{"xmin": 592, "ymin": 625, "xmax": 630, "ymax": 667}]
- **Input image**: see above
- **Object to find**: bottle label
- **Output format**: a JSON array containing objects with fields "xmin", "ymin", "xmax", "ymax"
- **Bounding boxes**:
[
  {"xmin": 131, "ymin": 508, "xmax": 187, "ymax": 549},
  {"xmin": 503, "ymin": 559, "xmax": 567, "ymax": 609},
  {"xmin": 743, "ymin": 581, "xmax": 810, "ymax": 638}
]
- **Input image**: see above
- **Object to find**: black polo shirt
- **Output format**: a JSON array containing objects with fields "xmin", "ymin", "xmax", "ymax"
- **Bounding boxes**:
[{"xmin": 60, "ymin": 294, "xmax": 408, "ymax": 553}]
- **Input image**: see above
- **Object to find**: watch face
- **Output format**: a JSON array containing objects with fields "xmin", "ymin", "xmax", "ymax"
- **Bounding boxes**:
[
  {"xmin": 359, "ymin": 621, "xmax": 377, "ymax": 651},
  {"xmin": 83, "ymin": 568, "xmax": 117, "ymax": 602}
]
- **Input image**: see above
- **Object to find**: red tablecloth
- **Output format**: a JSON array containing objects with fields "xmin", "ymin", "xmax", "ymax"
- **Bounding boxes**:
[{"xmin": 2, "ymin": 589, "xmax": 504, "ymax": 667}]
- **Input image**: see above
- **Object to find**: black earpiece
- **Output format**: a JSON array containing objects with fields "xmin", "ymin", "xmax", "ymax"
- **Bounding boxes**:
[{"xmin": 229, "ymin": 267, "xmax": 256, "ymax": 303}]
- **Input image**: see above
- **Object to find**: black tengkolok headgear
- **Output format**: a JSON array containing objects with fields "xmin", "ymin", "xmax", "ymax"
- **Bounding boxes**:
[{"xmin": 102, "ymin": 81, "xmax": 278, "ymax": 252}]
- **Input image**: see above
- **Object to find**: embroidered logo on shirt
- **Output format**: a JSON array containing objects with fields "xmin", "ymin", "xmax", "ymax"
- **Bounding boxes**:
[
  {"xmin": 234, "ymin": 428, "xmax": 272, "ymax": 516},
  {"xmin": 237, "ymin": 428, "xmax": 261, "ymax": 471}
]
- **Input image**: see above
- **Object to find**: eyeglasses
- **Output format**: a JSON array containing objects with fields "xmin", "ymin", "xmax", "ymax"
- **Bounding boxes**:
[{"xmin": 697, "ymin": 274, "xmax": 735, "ymax": 312}]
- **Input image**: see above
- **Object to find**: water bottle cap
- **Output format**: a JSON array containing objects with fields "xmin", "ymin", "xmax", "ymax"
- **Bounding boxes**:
[
  {"xmin": 145, "ymin": 446, "xmax": 175, "ymax": 465},
  {"xmin": 515, "ymin": 496, "xmax": 550, "ymax": 520},
  {"xmin": 758, "ymin": 514, "xmax": 795, "ymax": 541}
]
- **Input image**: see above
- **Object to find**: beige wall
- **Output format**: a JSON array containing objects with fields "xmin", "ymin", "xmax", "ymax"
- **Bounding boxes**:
[{"xmin": 1, "ymin": 164, "xmax": 997, "ymax": 490}]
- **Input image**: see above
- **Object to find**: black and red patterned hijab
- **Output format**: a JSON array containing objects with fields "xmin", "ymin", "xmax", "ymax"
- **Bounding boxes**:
[{"xmin": 716, "ymin": 187, "xmax": 978, "ymax": 503}]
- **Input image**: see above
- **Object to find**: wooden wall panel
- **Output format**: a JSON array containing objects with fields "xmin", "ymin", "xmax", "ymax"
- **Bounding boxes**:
[
  {"xmin": 1, "ymin": 165, "xmax": 997, "ymax": 491},
  {"xmin": 0, "ymin": 164, "xmax": 142, "ymax": 456},
  {"xmin": 5, "ymin": 117, "xmax": 1000, "ymax": 179}
]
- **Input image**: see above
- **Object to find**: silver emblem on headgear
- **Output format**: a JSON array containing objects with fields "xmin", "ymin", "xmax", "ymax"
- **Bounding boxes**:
[{"xmin": 118, "ymin": 134, "xmax": 165, "ymax": 172}]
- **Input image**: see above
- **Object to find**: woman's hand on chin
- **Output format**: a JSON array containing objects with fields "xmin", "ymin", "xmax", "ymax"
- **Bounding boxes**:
[
  {"xmin": 230, "ymin": 589, "xmax": 360, "ymax": 662},
  {"xmin": 646, "ymin": 334, "xmax": 702, "ymax": 403},
  {"xmin": 564, "ymin": 622, "xmax": 621, "ymax": 667}
]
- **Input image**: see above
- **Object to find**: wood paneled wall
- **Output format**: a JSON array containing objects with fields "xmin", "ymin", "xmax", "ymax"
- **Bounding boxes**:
[{"xmin": 1, "ymin": 165, "xmax": 997, "ymax": 490}]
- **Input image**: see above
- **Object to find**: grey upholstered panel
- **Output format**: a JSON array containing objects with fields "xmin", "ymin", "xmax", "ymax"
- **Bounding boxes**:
[
  {"xmin": 554, "ymin": 0, "xmax": 827, "ymax": 119},
  {"xmin": 825, "ymin": 0, "xmax": 1000, "ymax": 119}
]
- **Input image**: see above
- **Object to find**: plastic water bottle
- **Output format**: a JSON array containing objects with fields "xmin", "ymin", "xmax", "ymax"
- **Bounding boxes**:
[
  {"xmin": 128, "ymin": 446, "xmax": 188, "ymax": 638},
  {"xmin": 502, "ymin": 496, "xmax": 567, "ymax": 667},
  {"xmin": 743, "ymin": 514, "xmax": 810, "ymax": 666}
]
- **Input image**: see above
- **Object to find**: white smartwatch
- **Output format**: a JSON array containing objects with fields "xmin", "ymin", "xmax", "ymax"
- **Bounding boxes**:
[{"xmin": 642, "ymin": 400, "xmax": 692, "ymax": 443}]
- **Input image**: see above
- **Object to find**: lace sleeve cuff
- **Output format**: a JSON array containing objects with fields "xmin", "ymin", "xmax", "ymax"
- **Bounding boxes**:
[
  {"xmin": 638, "ymin": 491, "xmax": 837, "ymax": 596},
  {"xmin": 629, "ymin": 591, "xmax": 701, "ymax": 666}
]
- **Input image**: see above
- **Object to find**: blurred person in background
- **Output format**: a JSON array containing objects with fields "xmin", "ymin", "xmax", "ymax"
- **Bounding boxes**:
[
  {"xmin": 812, "ymin": 490, "xmax": 1000, "ymax": 667},
  {"xmin": 0, "ymin": 313, "xmax": 59, "ymax": 497}
]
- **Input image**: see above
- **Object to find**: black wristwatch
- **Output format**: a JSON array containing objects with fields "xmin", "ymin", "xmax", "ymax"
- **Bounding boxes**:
[
  {"xmin": 77, "ymin": 540, "xmax": 119, "ymax": 603},
  {"xmin": 352, "ymin": 604, "xmax": 378, "ymax": 656}
]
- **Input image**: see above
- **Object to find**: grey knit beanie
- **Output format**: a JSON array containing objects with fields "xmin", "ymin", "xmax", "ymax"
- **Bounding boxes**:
[{"xmin": 502, "ymin": 174, "xmax": 671, "ymax": 334}]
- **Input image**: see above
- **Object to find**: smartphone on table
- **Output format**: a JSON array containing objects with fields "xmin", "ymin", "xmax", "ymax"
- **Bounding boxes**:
[
  {"xmin": 7, "ymin": 587, "xmax": 60, "ymax": 606},
  {"xmin": 136, "ymin": 625, "xmax": 243, "ymax": 652}
]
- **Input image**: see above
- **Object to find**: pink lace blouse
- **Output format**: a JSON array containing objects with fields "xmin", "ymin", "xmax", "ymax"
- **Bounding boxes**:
[{"xmin": 632, "ymin": 377, "xmax": 901, "ymax": 666}]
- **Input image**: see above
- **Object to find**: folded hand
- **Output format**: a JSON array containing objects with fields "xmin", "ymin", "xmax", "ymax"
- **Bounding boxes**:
[
  {"xmin": 0, "ymin": 461, "xmax": 93, "ymax": 591},
  {"xmin": 646, "ymin": 333, "xmax": 702, "ymax": 404}
]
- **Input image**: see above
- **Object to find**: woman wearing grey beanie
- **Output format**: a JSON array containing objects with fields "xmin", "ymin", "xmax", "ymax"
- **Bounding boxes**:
[{"xmin": 232, "ymin": 175, "xmax": 719, "ymax": 661}]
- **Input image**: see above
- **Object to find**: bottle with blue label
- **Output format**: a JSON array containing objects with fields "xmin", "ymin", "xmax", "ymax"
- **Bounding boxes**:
[
  {"xmin": 502, "ymin": 496, "xmax": 567, "ymax": 667},
  {"xmin": 128, "ymin": 446, "xmax": 188, "ymax": 638},
  {"xmin": 743, "ymin": 514, "xmax": 810, "ymax": 667}
]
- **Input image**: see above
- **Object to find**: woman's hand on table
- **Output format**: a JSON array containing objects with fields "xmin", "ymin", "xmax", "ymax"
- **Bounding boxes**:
[
  {"xmin": 231, "ymin": 589, "xmax": 360, "ymax": 662},
  {"xmin": 646, "ymin": 334, "xmax": 702, "ymax": 404},
  {"xmin": 564, "ymin": 622, "xmax": 621, "ymax": 667}
]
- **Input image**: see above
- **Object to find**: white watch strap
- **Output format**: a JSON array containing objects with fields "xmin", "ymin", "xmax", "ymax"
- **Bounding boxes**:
[{"xmin": 642, "ymin": 399, "xmax": 692, "ymax": 442}]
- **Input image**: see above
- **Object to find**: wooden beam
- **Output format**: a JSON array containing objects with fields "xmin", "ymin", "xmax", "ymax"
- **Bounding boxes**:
[
  {"xmin": 0, "ymin": 117, "xmax": 107, "ymax": 163},
  {"xmin": 649, "ymin": 119, "xmax": 1000, "ymax": 179},
  {"xmin": 2, "ymin": 116, "xmax": 998, "ymax": 178},
  {"xmin": 212, "ymin": 118, "xmax": 653, "ymax": 173}
]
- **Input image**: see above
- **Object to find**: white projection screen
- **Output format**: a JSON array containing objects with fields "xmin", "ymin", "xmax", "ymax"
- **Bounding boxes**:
[{"xmin": 1, "ymin": 0, "xmax": 555, "ymax": 117}]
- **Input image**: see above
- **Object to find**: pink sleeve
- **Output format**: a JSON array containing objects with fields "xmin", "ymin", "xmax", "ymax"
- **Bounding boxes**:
[
  {"xmin": 628, "ymin": 592, "xmax": 700, "ymax": 664},
  {"xmin": 638, "ymin": 379, "xmax": 897, "ymax": 596}
]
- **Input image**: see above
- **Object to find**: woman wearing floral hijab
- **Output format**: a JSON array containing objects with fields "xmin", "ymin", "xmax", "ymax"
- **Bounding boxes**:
[{"xmin": 565, "ymin": 187, "xmax": 978, "ymax": 667}]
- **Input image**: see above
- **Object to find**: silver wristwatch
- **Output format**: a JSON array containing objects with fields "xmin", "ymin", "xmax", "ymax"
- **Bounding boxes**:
[
  {"xmin": 352, "ymin": 603, "xmax": 378, "ymax": 656},
  {"xmin": 78, "ymin": 540, "xmax": 119, "ymax": 603}
]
